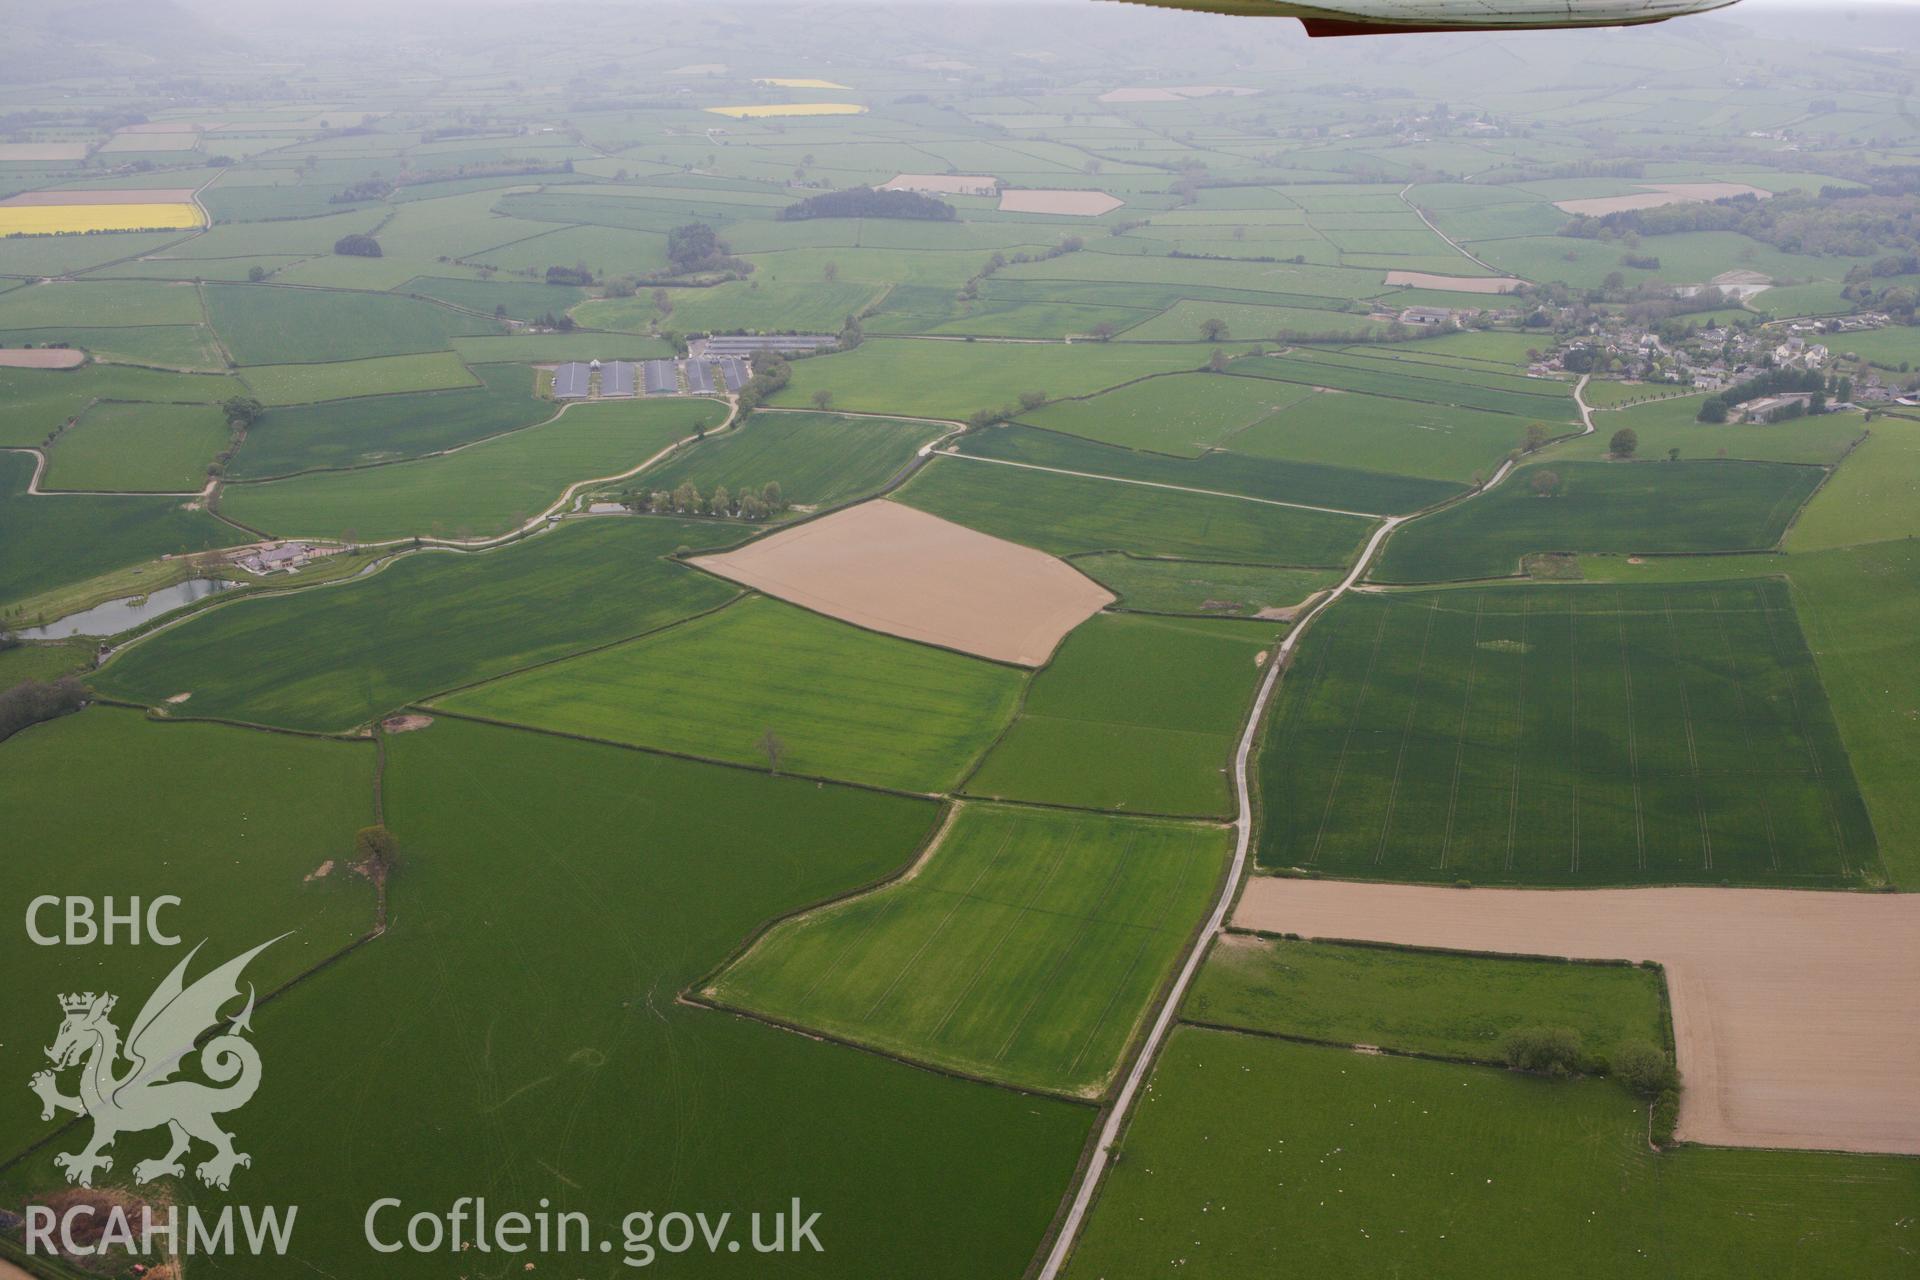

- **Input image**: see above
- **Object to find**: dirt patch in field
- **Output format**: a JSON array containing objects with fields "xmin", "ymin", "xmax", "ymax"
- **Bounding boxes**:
[
  {"xmin": 1235, "ymin": 878, "xmax": 1920, "ymax": 1156},
  {"xmin": 998, "ymin": 189, "xmax": 1124, "ymax": 217},
  {"xmin": 691, "ymin": 499, "xmax": 1113, "ymax": 666},
  {"xmin": 0, "ymin": 347, "xmax": 84, "ymax": 368},
  {"xmin": 304, "ymin": 859, "xmax": 334, "ymax": 882},
  {"xmin": 1384, "ymin": 270, "xmax": 1525, "ymax": 293},
  {"xmin": 165, "ymin": 691, "xmax": 192, "ymax": 704},
  {"xmin": 1, "ymin": 188, "xmax": 199, "ymax": 206},
  {"xmin": 381, "ymin": 713, "xmax": 434, "ymax": 733},
  {"xmin": 882, "ymin": 173, "xmax": 1000, "ymax": 197},
  {"xmin": 1554, "ymin": 182, "xmax": 1770, "ymax": 217},
  {"xmin": 0, "ymin": 143, "xmax": 88, "ymax": 161}
]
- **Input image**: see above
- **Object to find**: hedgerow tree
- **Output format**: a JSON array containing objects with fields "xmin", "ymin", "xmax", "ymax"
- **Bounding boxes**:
[
  {"xmin": 1612, "ymin": 1040, "xmax": 1678, "ymax": 1096},
  {"xmin": 1502, "ymin": 1026, "xmax": 1584, "ymax": 1078},
  {"xmin": 1610, "ymin": 427, "xmax": 1639, "ymax": 457},
  {"xmin": 1530, "ymin": 469, "xmax": 1561, "ymax": 497}
]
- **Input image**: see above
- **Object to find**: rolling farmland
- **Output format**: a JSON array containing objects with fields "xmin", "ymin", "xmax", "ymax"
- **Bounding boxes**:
[{"xmin": 3, "ymin": 9, "xmax": 1917, "ymax": 1278}]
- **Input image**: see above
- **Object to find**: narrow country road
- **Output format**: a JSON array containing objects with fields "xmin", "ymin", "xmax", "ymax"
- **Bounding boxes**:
[{"xmin": 1037, "ymin": 370, "xmax": 1595, "ymax": 1277}]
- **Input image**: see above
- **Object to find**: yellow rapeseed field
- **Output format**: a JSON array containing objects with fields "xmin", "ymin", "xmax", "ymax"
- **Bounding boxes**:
[
  {"xmin": 705, "ymin": 103, "xmax": 866, "ymax": 119},
  {"xmin": 755, "ymin": 78, "xmax": 851, "ymax": 89},
  {"xmin": 0, "ymin": 202, "xmax": 204, "ymax": 236}
]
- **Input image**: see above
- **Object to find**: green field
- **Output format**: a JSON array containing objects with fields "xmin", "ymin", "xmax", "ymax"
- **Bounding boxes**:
[
  {"xmin": 0, "ymin": 451, "xmax": 243, "ymax": 608},
  {"xmin": 0, "ymin": 637, "xmax": 90, "ymax": 683},
  {"xmin": 0, "ymin": 279, "xmax": 205, "ymax": 329},
  {"xmin": 1226, "ymin": 385, "xmax": 1538, "ymax": 484},
  {"xmin": 218, "ymin": 397, "xmax": 726, "ymax": 540},
  {"xmin": 206, "ymin": 283, "xmax": 499, "ymax": 364},
  {"xmin": 0, "ymin": 717, "xmax": 1094, "ymax": 1278},
  {"xmin": 1230, "ymin": 349, "xmax": 1579, "ymax": 420},
  {"xmin": 0, "ymin": 324, "xmax": 227, "ymax": 371},
  {"xmin": 399, "ymin": 274, "xmax": 587, "ymax": 323},
  {"xmin": 1064, "ymin": 1028, "xmax": 1919, "ymax": 1280},
  {"xmin": 1785, "ymin": 417, "xmax": 1920, "ymax": 551},
  {"xmin": 237, "ymin": 351, "xmax": 482, "ymax": 406},
  {"xmin": 95, "ymin": 519, "xmax": 740, "ymax": 731},
  {"xmin": 578, "ymin": 278, "xmax": 884, "ymax": 334},
  {"xmin": 228, "ymin": 363, "xmax": 551, "ymax": 478},
  {"xmin": 1122, "ymin": 298, "xmax": 1386, "ymax": 342},
  {"xmin": 1258, "ymin": 583, "xmax": 1880, "ymax": 885},
  {"xmin": 436, "ymin": 594, "xmax": 1023, "ymax": 792},
  {"xmin": 896, "ymin": 456, "xmax": 1373, "ymax": 565},
  {"xmin": 1074, "ymin": 553, "xmax": 1340, "ymax": 618},
  {"xmin": 1189, "ymin": 934, "xmax": 1666, "ymax": 1063},
  {"xmin": 1554, "ymin": 396, "xmax": 1865, "ymax": 466},
  {"xmin": 956, "ymin": 422, "xmax": 1464, "ymax": 515},
  {"xmin": 768, "ymin": 336, "xmax": 1235, "ymax": 419},
  {"xmin": 0, "ymin": 707, "xmax": 376, "ymax": 1156},
  {"xmin": 1376, "ymin": 461, "xmax": 1826, "ymax": 582},
  {"xmin": 43, "ymin": 400, "xmax": 228, "ymax": 491},
  {"xmin": 1020, "ymin": 372, "xmax": 1318, "ymax": 456},
  {"xmin": 965, "ymin": 613, "xmax": 1275, "ymax": 816},
  {"xmin": 0, "ymin": 364, "xmax": 238, "ymax": 448},
  {"xmin": 631, "ymin": 410, "xmax": 943, "ymax": 509},
  {"xmin": 707, "ymin": 802, "xmax": 1230, "ymax": 1095}
]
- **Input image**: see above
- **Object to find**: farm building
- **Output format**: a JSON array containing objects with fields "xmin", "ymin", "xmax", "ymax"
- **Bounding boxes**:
[
  {"xmin": 602, "ymin": 360, "xmax": 638, "ymax": 397},
  {"xmin": 701, "ymin": 334, "xmax": 837, "ymax": 356},
  {"xmin": 1398, "ymin": 306, "xmax": 1454, "ymax": 327},
  {"xmin": 552, "ymin": 362, "xmax": 591, "ymax": 399},
  {"xmin": 644, "ymin": 359, "xmax": 679, "ymax": 395},
  {"xmin": 1742, "ymin": 393, "xmax": 1813, "ymax": 423}
]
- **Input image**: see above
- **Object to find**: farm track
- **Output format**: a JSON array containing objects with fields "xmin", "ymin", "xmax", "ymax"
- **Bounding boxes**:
[
  {"xmin": 1397, "ymin": 183, "xmax": 1507, "ymax": 277},
  {"xmin": 1038, "ymin": 374, "xmax": 1596, "ymax": 1276}
]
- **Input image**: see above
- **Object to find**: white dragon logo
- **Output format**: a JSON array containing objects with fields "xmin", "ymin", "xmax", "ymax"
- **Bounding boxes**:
[{"xmin": 28, "ymin": 937, "xmax": 282, "ymax": 1191}]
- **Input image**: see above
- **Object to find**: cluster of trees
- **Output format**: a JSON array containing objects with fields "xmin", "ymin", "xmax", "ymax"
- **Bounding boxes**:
[
  {"xmin": 665, "ymin": 223, "xmax": 743, "ymax": 276},
  {"xmin": 333, "ymin": 234, "xmax": 382, "ymax": 258},
  {"xmin": 1697, "ymin": 367, "xmax": 1839, "ymax": 422},
  {"xmin": 532, "ymin": 310, "xmax": 576, "ymax": 331},
  {"xmin": 332, "ymin": 160, "xmax": 572, "ymax": 205},
  {"xmin": 958, "ymin": 237, "xmax": 1083, "ymax": 301},
  {"xmin": 963, "ymin": 389, "xmax": 1050, "ymax": 431},
  {"xmin": 1561, "ymin": 189, "xmax": 1920, "ymax": 259},
  {"xmin": 332, "ymin": 178, "xmax": 393, "ymax": 204},
  {"xmin": 545, "ymin": 264, "xmax": 593, "ymax": 286},
  {"xmin": 778, "ymin": 187, "xmax": 956, "ymax": 222},
  {"xmin": 1500, "ymin": 1025, "xmax": 1677, "ymax": 1096},
  {"xmin": 733, "ymin": 354, "xmax": 791, "ymax": 412},
  {"xmin": 1481, "ymin": 158, "xmax": 1646, "ymax": 187},
  {"xmin": 0, "ymin": 676, "xmax": 88, "ymax": 744},
  {"xmin": 205, "ymin": 395, "xmax": 265, "ymax": 478},
  {"xmin": 1839, "ymin": 253, "xmax": 1918, "ymax": 323},
  {"xmin": 626, "ymin": 480, "xmax": 786, "ymax": 520}
]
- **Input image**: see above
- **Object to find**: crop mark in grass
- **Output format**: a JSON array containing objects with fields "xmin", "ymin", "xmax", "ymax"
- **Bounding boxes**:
[
  {"xmin": 1504, "ymin": 596, "xmax": 1530, "ymax": 873},
  {"xmin": 1374, "ymin": 599, "xmax": 1439, "ymax": 866},
  {"xmin": 1568, "ymin": 607, "xmax": 1580, "ymax": 876},
  {"xmin": 1613, "ymin": 596, "xmax": 1648, "ymax": 871},
  {"xmin": 1662, "ymin": 593, "xmax": 1714, "ymax": 872},
  {"xmin": 1437, "ymin": 593, "xmax": 1485, "ymax": 870},
  {"xmin": 1709, "ymin": 590, "xmax": 1779, "ymax": 872},
  {"xmin": 1756, "ymin": 588, "xmax": 1849, "ymax": 876},
  {"xmin": 863, "ymin": 828, "xmax": 1017, "ymax": 1022},
  {"xmin": 1308, "ymin": 604, "xmax": 1393, "ymax": 865},
  {"xmin": 1064, "ymin": 840, "xmax": 1206, "ymax": 1081},
  {"xmin": 991, "ymin": 832, "xmax": 1136, "ymax": 1064},
  {"xmin": 928, "ymin": 827, "xmax": 1085, "ymax": 1044}
]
